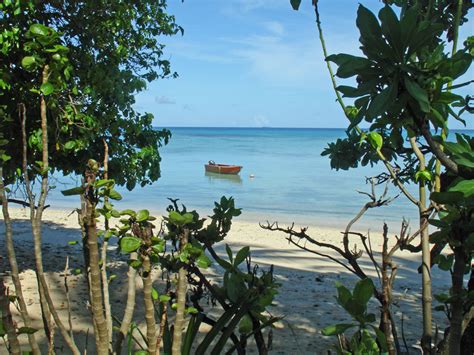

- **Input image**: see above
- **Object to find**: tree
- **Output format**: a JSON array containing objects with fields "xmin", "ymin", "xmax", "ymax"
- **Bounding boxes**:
[
  {"xmin": 0, "ymin": 0, "xmax": 182, "ymax": 190},
  {"xmin": 291, "ymin": 0, "xmax": 473, "ymax": 353}
]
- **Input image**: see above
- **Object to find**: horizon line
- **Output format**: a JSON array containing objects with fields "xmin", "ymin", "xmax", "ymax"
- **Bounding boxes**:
[{"xmin": 154, "ymin": 126, "xmax": 474, "ymax": 131}]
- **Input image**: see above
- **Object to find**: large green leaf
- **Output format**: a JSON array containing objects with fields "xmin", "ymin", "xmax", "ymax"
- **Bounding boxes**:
[
  {"xmin": 366, "ymin": 84, "xmax": 396, "ymax": 118},
  {"xmin": 404, "ymin": 78, "xmax": 430, "ymax": 112},
  {"xmin": 353, "ymin": 278, "xmax": 374, "ymax": 306},
  {"xmin": 290, "ymin": 0, "xmax": 301, "ymax": 10},
  {"xmin": 108, "ymin": 189, "xmax": 122, "ymax": 200},
  {"xmin": 234, "ymin": 246, "xmax": 250, "ymax": 266},
  {"xmin": 449, "ymin": 179, "xmax": 474, "ymax": 197},
  {"xmin": 21, "ymin": 56, "xmax": 36, "ymax": 70},
  {"xmin": 136, "ymin": 209, "xmax": 150, "ymax": 222},
  {"xmin": 367, "ymin": 131, "xmax": 383, "ymax": 151},
  {"xmin": 335, "ymin": 281, "xmax": 351, "ymax": 307},
  {"xmin": 120, "ymin": 236, "xmax": 142, "ymax": 253},
  {"xmin": 40, "ymin": 82, "xmax": 55, "ymax": 96},
  {"xmin": 61, "ymin": 186, "xmax": 84, "ymax": 196},
  {"xmin": 29, "ymin": 23, "xmax": 52, "ymax": 37},
  {"xmin": 378, "ymin": 6, "xmax": 402, "ymax": 59},
  {"xmin": 430, "ymin": 191, "xmax": 464, "ymax": 205}
]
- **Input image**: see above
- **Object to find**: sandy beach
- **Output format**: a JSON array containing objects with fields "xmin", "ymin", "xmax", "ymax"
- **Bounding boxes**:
[{"xmin": 1, "ymin": 207, "xmax": 450, "ymax": 354}]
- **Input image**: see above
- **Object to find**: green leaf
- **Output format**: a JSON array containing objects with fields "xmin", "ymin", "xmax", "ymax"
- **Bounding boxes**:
[
  {"xmin": 186, "ymin": 306, "xmax": 199, "ymax": 314},
  {"xmin": 159, "ymin": 295, "xmax": 171, "ymax": 303},
  {"xmin": 238, "ymin": 314, "xmax": 253, "ymax": 334},
  {"xmin": 108, "ymin": 189, "xmax": 122, "ymax": 200},
  {"xmin": 61, "ymin": 186, "xmax": 84, "ymax": 196},
  {"xmin": 196, "ymin": 254, "xmax": 211, "ymax": 269},
  {"xmin": 29, "ymin": 23, "xmax": 52, "ymax": 37},
  {"xmin": 21, "ymin": 56, "xmax": 36, "ymax": 70},
  {"xmin": 415, "ymin": 170, "xmax": 432, "ymax": 183},
  {"xmin": 335, "ymin": 282, "xmax": 351, "ymax": 307},
  {"xmin": 120, "ymin": 236, "xmax": 142, "ymax": 253},
  {"xmin": 63, "ymin": 141, "xmax": 76, "ymax": 150},
  {"xmin": 353, "ymin": 278, "xmax": 374, "ymax": 306},
  {"xmin": 151, "ymin": 287, "xmax": 159, "ymax": 301},
  {"xmin": 449, "ymin": 179, "xmax": 474, "ymax": 197},
  {"xmin": 120, "ymin": 209, "xmax": 136, "ymax": 217},
  {"xmin": 68, "ymin": 241, "xmax": 78, "ymax": 245},
  {"xmin": 95, "ymin": 179, "xmax": 115, "ymax": 188},
  {"xmin": 430, "ymin": 191, "xmax": 463, "ymax": 205},
  {"xmin": 404, "ymin": 78, "xmax": 430, "ymax": 112},
  {"xmin": 136, "ymin": 209, "xmax": 150, "ymax": 222},
  {"xmin": 321, "ymin": 323, "xmax": 355, "ymax": 336},
  {"xmin": 378, "ymin": 6, "xmax": 402, "ymax": 59},
  {"xmin": 290, "ymin": 0, "xmax": 301, "ymax": 10},
  {"xmin": 366, "ymin": 84, "xmax": 396, "ymax": 118},
  {"xmin": 367, "ymin": 131, "xmax": 383, "ymax": 151},
  {"xmin": 234, "ymin": 246, "xmax": 250, "ymax": 266},
  {"xmin": 40, "ymin": 82, "xmax": 54, "ymax": 96}
]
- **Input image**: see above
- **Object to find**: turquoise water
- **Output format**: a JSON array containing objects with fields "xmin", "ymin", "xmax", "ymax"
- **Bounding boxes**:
[{"xmin": 47, "ymin": 127, "xmax": 434, "ymax": 229}]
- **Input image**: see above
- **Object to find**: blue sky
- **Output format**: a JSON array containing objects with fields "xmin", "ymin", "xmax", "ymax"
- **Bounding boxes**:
[{"xmin": 135, "ymin": 0, "xmax": 473, "ymax": 129}]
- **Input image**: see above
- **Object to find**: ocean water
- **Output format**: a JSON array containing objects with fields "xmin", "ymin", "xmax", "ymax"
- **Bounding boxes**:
[{"xmin": 46, "ymin": 127, "xmax": 433, "ymax": 230}]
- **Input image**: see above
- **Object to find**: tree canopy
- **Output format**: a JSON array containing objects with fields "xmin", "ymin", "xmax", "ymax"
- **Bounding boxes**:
[{"xmin": 0, "ymin": 0, "xmax": 182, "ymax": 189}]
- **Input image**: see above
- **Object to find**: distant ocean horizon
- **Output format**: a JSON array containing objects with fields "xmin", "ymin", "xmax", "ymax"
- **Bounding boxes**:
[{"xmin": 44, "ymin": 126, "xmax": 472, "ymax": 230}]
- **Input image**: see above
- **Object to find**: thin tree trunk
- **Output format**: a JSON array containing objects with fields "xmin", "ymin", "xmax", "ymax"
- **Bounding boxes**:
[
  {"xmin": 0, "ymin": 167, "xmax": 40, "ymax": 354},
  {"xmin": 101, "ymin": 139, "xmax": 113, "ymax": 348},
  {"xmin": 409, "ymin": 138, "xmax": 433, "ymax": 352},
  {"xmin": 29, "ymin": 65, "xmax": 81, "ymax": 354},
  {"xmin": 114, "ymin": 254, "xmax": 138, "ymax": 354},
  {"xmin": 18, "ymin": 101, "xmax": 53, "ymax": 341},
  {"xmin": 0, "ymin": 279, "xmax": 21, "ymax": 354},
  {"xmin": 142, "ymin": 255, "xmax": 157, "ymax": 354},
  {"xmin": 172, "ymin": 228, "xmax": 189, "ymax": 355},
  {"xmin": 85, "ymin": 196, "xmax": 109, "ymax": 354},
  {"xmin": 381, "ymin": 224, "xmax": 396, "ymax": 355}
]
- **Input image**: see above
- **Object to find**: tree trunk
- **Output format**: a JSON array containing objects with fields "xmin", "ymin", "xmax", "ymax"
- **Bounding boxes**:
[
  {"xmin": 381, "ymin": 224, "xmax": 396, "ymax": 355},
  {"xmin": 85, "ymin": 197, "xmax": 110, "ymax": 354},
  {"xmin": 142, "ymin": 255, "xmax": 157, "ymax": 354},
  {"xmin": 409, "ymin": 137, "xmax": 432, "ymax": 352},
  {"xmin": 0, "ymin": 279, "xmax": 21, "ymax": 355},
  {"xmin": 114, "ymin": 254, "xmax": 138, "ymax": 354},
  {"xmin": 30, "ymin": 65, "xmax": 80, "ymax": 354},
  {"xmin": 172, "ymin": 228, "xmax": 189, "ymax": 355},
  {"xmin": 101, "ymin": 139, "xmax": 113, "ymax": 348},
  {"xmin": 0, "ymin": 168, "xmax": 40, "ymax": 354}
]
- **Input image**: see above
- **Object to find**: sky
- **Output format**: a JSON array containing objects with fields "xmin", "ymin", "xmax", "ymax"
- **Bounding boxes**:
[{"xmin": 135, "ymin": 0, "xmax": 473, "ymax": 129}]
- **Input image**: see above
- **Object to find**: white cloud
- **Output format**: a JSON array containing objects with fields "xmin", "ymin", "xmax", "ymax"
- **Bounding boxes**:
[
  {"xmin": 155, "ymin": 96, "xmax": 176, "ymax": 104},
  {"xmin": 253, "ymin": 114, "xmax": 271, "ymax": 127},
  {"xmin": 262, "ymin": 21, "xmax": 285, "ymax": 36}
]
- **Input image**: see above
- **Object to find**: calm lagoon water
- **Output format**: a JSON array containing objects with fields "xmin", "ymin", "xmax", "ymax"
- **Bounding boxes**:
[{"xmin": 46, "ymin": 127, "xmax": 432, "ymax": 229}]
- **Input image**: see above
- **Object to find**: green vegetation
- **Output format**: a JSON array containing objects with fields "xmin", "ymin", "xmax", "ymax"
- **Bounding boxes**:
[
  {"xmin": 0, "ymin": 0, "xmax": 472, "ymax": 354},
  {"xmin": 288, "ymin": 0, "xmax": 473, "ymax": 354}
]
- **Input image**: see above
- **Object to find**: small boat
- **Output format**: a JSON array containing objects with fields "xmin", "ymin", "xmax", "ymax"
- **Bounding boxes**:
[{"xmin": 205, "ymin": 161, "xmax": 242, "ymax": 175}]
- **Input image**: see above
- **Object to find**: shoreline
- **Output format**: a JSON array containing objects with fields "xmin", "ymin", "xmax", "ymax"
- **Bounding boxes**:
[{"xmin": 1, "ymin": 207, "xmax": 449, "ymax": 353}]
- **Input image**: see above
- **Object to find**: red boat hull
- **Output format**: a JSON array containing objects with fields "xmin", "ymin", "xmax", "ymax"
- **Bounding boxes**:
[{"xmin": 205, "ymin": 163, "xmax": 242, "ymax": 175}]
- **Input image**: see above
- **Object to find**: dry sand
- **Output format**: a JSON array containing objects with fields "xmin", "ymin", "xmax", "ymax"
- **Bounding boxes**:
[{"xmin": 1, "ymin": 208, "xmax": 451, "ymax": 354}]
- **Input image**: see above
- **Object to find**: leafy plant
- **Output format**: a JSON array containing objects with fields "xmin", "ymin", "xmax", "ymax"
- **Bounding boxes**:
[{"xmin": 322, "ymin": 278, "xmax": 388, "ymax": 355}]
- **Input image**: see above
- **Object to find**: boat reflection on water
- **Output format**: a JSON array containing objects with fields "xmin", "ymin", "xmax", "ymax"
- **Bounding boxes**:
[{"xmin": 205, "ymin": 171, "xmax": 242, "ymax": 184}]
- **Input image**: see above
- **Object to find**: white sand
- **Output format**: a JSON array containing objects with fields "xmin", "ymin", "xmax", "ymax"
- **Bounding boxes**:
[{"xmin": 1, "ymin": 208, "xmax": 450, "ymax": 354}]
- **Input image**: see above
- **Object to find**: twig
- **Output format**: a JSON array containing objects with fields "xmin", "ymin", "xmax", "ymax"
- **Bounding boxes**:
[{"xmin": 63, "ymin": 257, "xmax": 74, "ymax": 341}]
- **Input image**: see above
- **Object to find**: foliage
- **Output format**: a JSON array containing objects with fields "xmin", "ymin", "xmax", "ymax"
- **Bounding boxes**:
[
  {"xmin": 321, "ymin": 278, "xmax": 387, "ymax": 355},
  {"xmin": 430, "ymin": 134, "xmax": 474, "ymax": 316},
  {"xmin": 62, "ymin": 181, "xmax": 279, "ymax": 353},
  {"xmin": 0, "ymin": 0, "xmax": 181, "ymax": 189}
]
